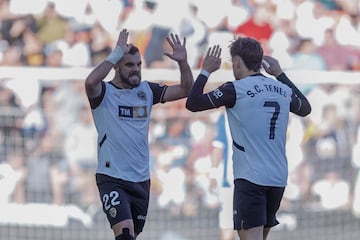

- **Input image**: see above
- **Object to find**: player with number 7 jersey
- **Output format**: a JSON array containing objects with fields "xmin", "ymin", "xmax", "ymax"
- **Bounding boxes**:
[{"xmin": 185, "ymin": 38, "xmax": 311, "ymax": 240}]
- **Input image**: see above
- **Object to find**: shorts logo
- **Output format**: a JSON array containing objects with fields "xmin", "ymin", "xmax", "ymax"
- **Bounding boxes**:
[
  {"xmin": 137, "ymin": 215, "xmax": 146, "ymax": 221},
  {"xmin": 109, "ymin": 207, "xmax": 117, "ymax": 218}
]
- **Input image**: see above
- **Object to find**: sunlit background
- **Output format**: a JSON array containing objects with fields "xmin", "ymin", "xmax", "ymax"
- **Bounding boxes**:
[{"xmin": 1, "ymin": 0, "xmax": 360, "ymax": 240}]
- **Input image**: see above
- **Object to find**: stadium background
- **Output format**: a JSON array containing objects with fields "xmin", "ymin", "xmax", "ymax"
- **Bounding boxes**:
[{"xmin": 1, "ymin": 0, "xmax": 360, "ymax": 240}]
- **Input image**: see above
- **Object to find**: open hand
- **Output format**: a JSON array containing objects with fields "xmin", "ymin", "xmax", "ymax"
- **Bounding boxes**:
[
  {"xmin": 164, "ymin": 33, "xmax": 187, "ymax": 63},
  {"xmin": 116, "ymin": 29, "xmax": 132, "ymax": 53},
  {"xmin": 202, "ymin": 45, "xmax": 222, "ymax": 73}
]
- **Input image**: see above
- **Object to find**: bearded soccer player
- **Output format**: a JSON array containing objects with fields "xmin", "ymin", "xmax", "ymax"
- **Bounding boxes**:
[{"xmin": 85, "ymin": 29, "xmax": 193, "ymax": 240}]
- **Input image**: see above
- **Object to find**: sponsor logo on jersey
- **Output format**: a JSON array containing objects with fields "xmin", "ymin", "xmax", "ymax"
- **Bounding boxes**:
[
  {"xmin": 118, "ymin": 106, "xmax": 147, "ymax": 118},
  {"xmin": 137, "ymin": 215, "xmax": 146, "ymax": 220}
]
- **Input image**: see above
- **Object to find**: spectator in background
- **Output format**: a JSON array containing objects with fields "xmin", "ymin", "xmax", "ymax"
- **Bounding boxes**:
[
  {"xmin": 52, "ymin": 81, "xmax": 89, "ymax": 136},
  {"xmin": 44, "ymin": 44, "xmax": 63, "ymax": 67},
  {"xmin": 159, "ymin": 118, "xmax": 190, "ymax": 166},
  {"xmin": 334, "ymin": 12, "xmax": 360, "ymax": 70},
  {"xmin": 188, "ymin": 119, "xmax": 219, "ymax": 209},
  {"xmin": 210, "ymin": 112, "xmax": 236, "ymax": 240},
  {"xmin": 267, "ymin": 20, "xmax": 296, "ymax": 70},
  {"xmin": 0, "ymin": 45, "xmax": 22, "ymax": 65},
  {"xmin": 194, "ymin": 0, "xmax": 233, "ymax": 31},
  {"xmin": 34, "ymin": 1, "xmax": 67, "ymax": 46},
  {"xmin": 309, "ymin": 101, "xmax": 352, "ymax": 181},
  {"xmin": 143, "ymin": 25, "xmax": 171, "ymax": 68},
  {"xmin": 143, "ymin": 1, "xmax": 190, "ymax": 68},
  {"xmin": 154, "ymin": 150, "xmax": 187, "ymax": 215},
  {"xmin": 318, "ymin": 0, "xmax": 341, "ymax": 10},
  {"xmin": 1, "ymin": 13, "xmax": 37, "ymax": 48},
  {"xmin": 22, "ymin": 28, "xmax": 44, "ymax": 66},
  {"xmin": 281, "ymin": 114, "xmax": 310, "ymax": 210},
  {"xmin": 293, "ymin": 0, "xmax": 335, "ymax": 46},
  {"xmin": 289, "ymin": 38, "xmax": 327, "ymax": 70},
  {"xmin": 305, "ymin": 84, "xmax": 353, "ymax": 177},
  {"xmin": 25, "ymin": 132, "xmax": 68, "ymax": 205},
  {"xmin": 178, "ymin": 2, "xmax": 208, "ymax": 68},
  {"xmin": 311, "ymin": 171, "xmax": 350, "ymax": 210},
  {"xmin": 54, "ymin": 22, "xmax": 92, "ymax": 67},
  {"xmin": 316, "ymin": 28, "xmax": 353, "ymax": 70},
  {"xmin": 120, "ymin": 0, "xmax": 157, "ymax": 55},
  {"xmin": 233, "ymin": 3, "xmax": 275, "ymax": 53},
  {"xmin": 63, "ymin": 105, "xmax": 98, "ymax": 209},
  {"xmin": 334, "ymin": 12, "xmax": 360, "ymax": 49},
  {"xmin": 0, "ymin": 152, "xmax": 26, "ymax": 204},
  {"xmin": 0, "ymin": 84, "xmax": 24, "ymax": 158},
  {"xmin": 89, "ymin": 22, "xmax": 112, "ymax": 66},
  {"xmin": 352, "ymin": 123, "xmax": 360, "ymax": 217}
]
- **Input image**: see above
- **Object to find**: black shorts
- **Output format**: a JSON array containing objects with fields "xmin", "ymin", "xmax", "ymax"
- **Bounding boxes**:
[
  {"xmin": 233, "ymin": 178, "xmax": 285, "ymax": 230},
  {"xmin": 96, "ymin": 174, "xmax": 150, "ymax": 234}
]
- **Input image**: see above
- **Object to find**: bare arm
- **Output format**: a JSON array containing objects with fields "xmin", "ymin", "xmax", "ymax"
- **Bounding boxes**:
[
  {"xmin": 85, "ymin": 29, "xmax": 131, "ymax": 98},
  {"xmin": 162, "ymin": 33, "xmax": 194, "ymax": 101},
  {"xmin": 85, "ymin": 61, "xmax": 113, "ymax": 98}
]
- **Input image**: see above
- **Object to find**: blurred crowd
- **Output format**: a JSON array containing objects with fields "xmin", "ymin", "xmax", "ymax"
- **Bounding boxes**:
[
  {"xmin": 1, "ymin": 0, "xmax": 360, "ymax": 221},
  {"xmin": 0, "ymin": 0, "xmax": 360, "ymax": 70}
]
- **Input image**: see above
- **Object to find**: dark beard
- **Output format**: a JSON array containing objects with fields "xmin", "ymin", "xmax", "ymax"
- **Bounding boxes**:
[{"xmin": 120, "ymin": 72, "xmax": 141, "ymax": 88}]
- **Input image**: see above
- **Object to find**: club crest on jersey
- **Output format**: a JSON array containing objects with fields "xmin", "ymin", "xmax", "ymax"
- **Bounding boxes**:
[
  {"xmin": 119, "ymin": 106, "xmax": 148, "ymax": 118},
  {"xmin": 137, "ymin": 91, "xmax": 146, "ymax": 101},
  {"xmin": 109, "ymin": 207, "xmax": 117, "ymax": 218}
]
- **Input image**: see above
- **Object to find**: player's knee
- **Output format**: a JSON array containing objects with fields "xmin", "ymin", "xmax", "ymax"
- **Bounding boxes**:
[{"xmin": 115, "ymin": 228, "xmax": 134, "ymax": 240}]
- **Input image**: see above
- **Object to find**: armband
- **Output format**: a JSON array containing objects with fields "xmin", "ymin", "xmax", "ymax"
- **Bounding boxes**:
[{"xmin": 200, "ymin": 69, "xmax": 210, "ymax": 78}]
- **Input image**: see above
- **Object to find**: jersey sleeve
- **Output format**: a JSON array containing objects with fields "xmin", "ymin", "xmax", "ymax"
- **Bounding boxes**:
[
  {"xmin": 276, "ymin": 73, "xmax": 312, "ymax": 117},
  {"xmin": 88, "ymin": 81, "xmax": 106, "ymax": 109},
  {"xmin": 148, "ymin": 82, "xmax": 168, "ymax": 104},
  {"xmin": 186, "ymin": 73, "xmax": 236, "ymax": 112}
]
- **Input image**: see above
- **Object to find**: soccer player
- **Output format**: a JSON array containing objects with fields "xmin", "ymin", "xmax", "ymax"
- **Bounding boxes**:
[
  {"xmin": 186, "ymin": 38, "xmax": 311, "ymax": 240},
  {"xmin": 84, "ymin": 29, "xmax": 193, "ymax": 240}
]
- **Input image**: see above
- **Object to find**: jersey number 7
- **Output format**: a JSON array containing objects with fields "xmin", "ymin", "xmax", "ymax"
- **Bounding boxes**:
[{"xmin": 263, "ymin": 101, "xmax": 280, "ymax": 140}]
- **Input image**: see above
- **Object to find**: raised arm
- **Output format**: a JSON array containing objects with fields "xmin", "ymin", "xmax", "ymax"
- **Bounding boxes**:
[
  {"xmin": 262, "ymin": 55, "xmax": 312, "ymax": 117},
  {"xmin": 162, "ymin": 33, "xmax": 194, "ymax": 101},
  {"xmin": 85, "ymin": 29, "xmax": 131, "ymax": 98},
  {"xmin": 186, "ymin": 45, "xmax": 226, "ymax": 112}
]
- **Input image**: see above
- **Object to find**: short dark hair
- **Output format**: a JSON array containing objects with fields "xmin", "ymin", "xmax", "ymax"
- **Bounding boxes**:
[
  {"xmin": 129, "ymin": 45, "xmax": 140, "ymax": 55},
  {"xmin": 229, "ymin": 37, "xmax": 263, "ymax": 71}
]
